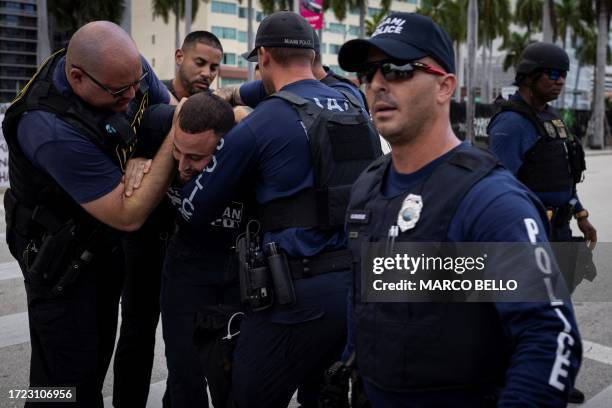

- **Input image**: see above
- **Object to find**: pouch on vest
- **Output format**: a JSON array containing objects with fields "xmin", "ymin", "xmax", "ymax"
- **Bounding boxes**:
[{"xmin": 259, "ymin": 90, "xmax": 381, "ymax": 232}]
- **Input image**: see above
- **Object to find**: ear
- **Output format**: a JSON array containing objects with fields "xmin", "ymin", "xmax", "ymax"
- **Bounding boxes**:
[
  {"xmin": 68, "ymin": 66, "xmax": 84, "ymax": 85},
  {"xmin": 436, "ymin": 74, "xmax": 456, "ymax": 105},
  {"xmin": 259, "ymin": 47, "xmax": 270, "ymax": 67},
  {"xmin": 175, "ymin": 48, "xmax": 184, "ymax": 66}
]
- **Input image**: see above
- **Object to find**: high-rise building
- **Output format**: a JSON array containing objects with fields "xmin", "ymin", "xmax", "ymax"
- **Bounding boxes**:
[
  {"xmin": 0, "ymin": 0, "xmax": 49, "ymax": 103},
  {"xmin": 124, "ymin": 0, "xmax": 419, "ymax": 86}
]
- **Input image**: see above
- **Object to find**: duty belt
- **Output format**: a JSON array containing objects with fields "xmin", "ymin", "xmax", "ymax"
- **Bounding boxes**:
[
  {"xmin": 288, "ymin": 249, "xmax": 352, "ymax": 280},
  {"xmin": 547, "ymin": 204, "xmax": 573, "ymax": 226}
]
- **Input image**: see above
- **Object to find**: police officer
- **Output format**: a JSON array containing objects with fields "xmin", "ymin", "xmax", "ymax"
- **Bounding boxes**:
[
  {"xmin": 488, "ymin": 43, "xmax": 596, "ymax": 260},
  {"xmin": 164, "ymin": 30, "xmax": 223, "ymax": 101},
  {"xmin": 337, "ymin": 13, "xmax": 582, "ymax": 406},
  {"xmin": 175, "ymin": 11, "xmax": 381, "ymax": 407},
  {"xmin": 2, "ymin": 21, "xmax": 175, "ymax": 407},
  {"xmin": 487, "ymin": 41, "xmax": 594, "ymax": 404}
]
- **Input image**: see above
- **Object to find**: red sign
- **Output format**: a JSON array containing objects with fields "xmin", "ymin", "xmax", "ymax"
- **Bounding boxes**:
[{"xmin": 300, "ymin": 0, "xmax": 323, "ymax": 30}]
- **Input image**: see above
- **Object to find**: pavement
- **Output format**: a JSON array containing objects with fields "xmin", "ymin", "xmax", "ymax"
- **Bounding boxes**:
[{"xmin": 0, "ymin": 154, "xmax": 611, "ymax": 407}]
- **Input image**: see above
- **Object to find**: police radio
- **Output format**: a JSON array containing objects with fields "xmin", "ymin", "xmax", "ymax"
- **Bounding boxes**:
[
  {"xmin": 236, "ymin": 220, "xmax": 273, "ymax": 311},
  {"xmin": 235, "ymin": 220, "xmax": 297, "ymax": 311}
]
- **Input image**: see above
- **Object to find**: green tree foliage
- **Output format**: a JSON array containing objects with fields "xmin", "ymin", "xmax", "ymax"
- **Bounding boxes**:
[
  {"xmin": 499, "ymin": 31, "xmax": 532, "ymax": 72},
  {"xmin": 514, "ymin": 0, "xmax": 542, "ymax": 36}
]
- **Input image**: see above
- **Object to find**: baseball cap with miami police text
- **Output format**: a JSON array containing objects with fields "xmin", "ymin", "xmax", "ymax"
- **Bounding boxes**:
[
  {"xmin": 245, "ymin": 11, "xmax": 315, "ymax": 62},
  {"xmin": 338, "ymin": 12, "xmax": 455, "ymax": 74}
]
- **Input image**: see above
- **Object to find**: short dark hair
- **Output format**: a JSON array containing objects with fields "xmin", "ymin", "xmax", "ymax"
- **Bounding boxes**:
[
  {"xmin": 267, "ymin": 47, "xmax": 314, "ymax": 66},
  {"xmin": 182, "ymin": 31, "xmax": 223, "ymax": 54},
  {"xmin": 178, "ymin": 92, "xmax": 235, "ymax": 137}
]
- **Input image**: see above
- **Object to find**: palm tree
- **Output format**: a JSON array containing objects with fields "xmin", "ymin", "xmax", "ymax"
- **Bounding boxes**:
[
  {"xmin": 365, "ymin": 8, "xmax": 387, "ymax": 36},
  {"xmin": 499, "ymin": 31, "xmax": 532, "ymax": 72},
  {"xmin": 590, "ymin": 0, "xmax": 612, "ymax": 148},
  {"xmin": 417, "ymin": 0, "xmax": 467, "ymax": 100},
  {"xmin": 151, "ymin": 0, "xmax": 200, "ymax": 50},
  {"xmin": 554, "ymin": 0, "xmax": 581, "ymax": 108},
  {"xmin": 478, "ymin": 0, "xmax": 511, "ymax": 103},
  {"xmin": 514, "ymin": 0, "xmax": 542, "ymax": 37},
  {"xmin": 48, "ymin": 0, "xmax": 125, "ymax": 34}
]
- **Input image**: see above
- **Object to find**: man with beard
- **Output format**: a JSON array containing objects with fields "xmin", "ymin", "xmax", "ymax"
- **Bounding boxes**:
[
  {"xmin": 164, "ymin": 31, "xmax": 223, "ymax": 100},
  {"xmin": 136, "ymin": 93, "xmax": 248, "ymax": 407}
]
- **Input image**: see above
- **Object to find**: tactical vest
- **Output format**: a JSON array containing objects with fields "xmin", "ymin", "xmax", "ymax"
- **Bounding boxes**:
[
  {"xmin": 258, "ymin": 89, "xmax": 382, "ymax": 233},
  {"xmin": 488, "ymin": 96, "xmax": 585, "ymax": 193},
  {"xmin": 2, "ymin": 49, "xmax": 149, "ymax": 254},
  {"xmin": 320, "ymin": 72, "xmax": 369, "ymax": 114},
  {"xmin": 346, "ymin": 146, "xmax": 509, "ymax": 392}
]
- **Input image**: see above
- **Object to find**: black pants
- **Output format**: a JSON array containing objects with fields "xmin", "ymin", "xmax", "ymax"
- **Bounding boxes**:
[
  {"xmin": 8, "ymin": 229, "xmax": 124, "ymax": 408},
  {"xmin": 113, "ymin": 204, "xmax": 173, "ymax": 408},
  {"xmin": 160, "ymin": 248, "xmax": 240, "ymax": 408}
]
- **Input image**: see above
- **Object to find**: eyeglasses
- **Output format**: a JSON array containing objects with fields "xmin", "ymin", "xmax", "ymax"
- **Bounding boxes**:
[
  {"xmin": 542, "ymin": 68, "xmax": 567, "ymax": 81},
  {"xmin": 357, "ymin": 60, "xmax": 447, "ymax": 85},
  {"xmin": 72, "ymin": 64, "xmax": 149, "ymax": 97}
]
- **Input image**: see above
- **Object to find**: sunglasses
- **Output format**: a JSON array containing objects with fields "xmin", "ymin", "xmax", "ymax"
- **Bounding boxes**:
[
  {"xmin": 542, "ymin": 68, "xmax": 567, "ymax": 81},
  {"xmin": 72, "ymin": 64, "xmax": 149, "ymax": 97},
  {"xmin": 357, "ymin": 60, "xmax": 447, "ymax": 85}
]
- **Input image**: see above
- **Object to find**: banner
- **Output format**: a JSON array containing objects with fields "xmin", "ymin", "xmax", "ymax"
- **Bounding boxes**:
[{"xmin": 299, "ymin": 0, "xmax": 323, "ymax": 30}]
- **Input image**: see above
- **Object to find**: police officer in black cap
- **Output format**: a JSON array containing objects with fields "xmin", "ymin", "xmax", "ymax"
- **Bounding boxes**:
[
  {"xmin": 337, "ymin": 13, "xmax": 581, "ymax": 407},
  {"xmin": 487, "ymin": 41, "xmax": 594, "ymax": 404}
]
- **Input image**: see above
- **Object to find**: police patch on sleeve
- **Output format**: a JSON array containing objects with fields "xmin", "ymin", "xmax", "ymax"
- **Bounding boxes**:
[{"xmin": 397, "ymin": 194, "xmax": 423, "ymax": 232}]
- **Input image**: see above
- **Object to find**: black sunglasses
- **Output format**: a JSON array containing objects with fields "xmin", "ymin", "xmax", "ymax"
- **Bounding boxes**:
[
  {"xmin": 357, "ymin": 60, "xmax": 447, "ymax": 85},
  {"xmin": 542, "ymin": 68, "xmax": 567, "ymax": 81},
  {"xmin": 72, "ymin": 64, "xmax": 148, "ymax": 97}
]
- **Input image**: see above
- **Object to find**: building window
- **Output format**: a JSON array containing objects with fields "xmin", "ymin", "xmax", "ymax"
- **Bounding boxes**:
[
  {"xmin": 256, "ymin": 11, "xmax": 265, "ymax": 22},
  {"xmin": 368, "ymin": 7, "xmax": 382, "ymax": 17},
  {"xmin": 211, "ymin": 1, "xmax": 237, "ymax": 14},
  {"xmin": 319, "ymin": 43, "xmax": 327, "ymax": 54},
  {"xmin": 348, "ymin": 25, "xmax": 360, "ymax": 36},
  {"xmin": 329, "ymin": 44, "xmax": 341, "ymax": 54},
  {"xmin": 238, "ymin": 31, "xmax": 247, "ymax": 43},
  {"xmin": 223, "ymin": 53, "xmax": 236, "ymax": 66},
  {"xmin": 238, "ymin": 7, "xmax": 247, "ymax": 18},
  {"xmin": 238, "ymin": 58, "xmax": 248, "ymax": 68},
  {"xmin": 349, "ymin": 5, "xmax": 359, "ymax": 15},
  {"xmin": 211, "ymin": 26, "xmax": 237, "ymax": 40},
  {"xmin": 328, "ymin": 23, "xmax": 345, "ymax": 34},
  {"xmin": 151, "ymin": 34, "xmax": 155, "ymax": 44}
]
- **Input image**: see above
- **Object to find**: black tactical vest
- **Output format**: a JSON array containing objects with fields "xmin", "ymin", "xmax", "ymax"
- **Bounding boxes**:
[
  {"xmin": 2, "ymin": 49, "xmax": 149, "ymax": 241},
  {"xmin": 258, "ymin": 89, "xmax": 382, "ymax": 233},
  {"xmin": 488, "ymin": 96, "xmax": 585, "ymax": 193},
  {"xmin": 346, "ymin": 146, "xmax": 509, "ymax": 392}
]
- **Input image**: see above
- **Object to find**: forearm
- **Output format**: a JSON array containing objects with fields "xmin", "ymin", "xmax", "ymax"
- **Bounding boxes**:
[{"xmin": 122, "ymin": 132, "xmax": 176, "ymax": 226}]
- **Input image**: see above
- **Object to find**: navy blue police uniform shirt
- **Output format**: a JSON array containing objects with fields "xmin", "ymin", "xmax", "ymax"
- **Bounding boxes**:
[
  {"xmin": 178, "ymin": 79, "xmax": 352, "ymax": 256},
  {"xmin": 239, "ymin": 74, "xmax": 367, "ymax": 110},
  {"xmin": 16, "ymin": 56, "xmax": 170, "ymax": 204},
  {"xmin": 488, "ymin": 91, "xmax": 583, "ymax": 212},
  {"xmin": 349, "ymin": 143, "xmax": 582, "ymax": 407}
]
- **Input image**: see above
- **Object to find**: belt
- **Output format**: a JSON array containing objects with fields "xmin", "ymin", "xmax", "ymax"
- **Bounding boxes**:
[
  {"xmin": 547, "ymin": 204, "xmax": 573, "ymax": 226},
  {"xmin": 288, "ymin": 249, "xmax": 352, "ymax": 280}
]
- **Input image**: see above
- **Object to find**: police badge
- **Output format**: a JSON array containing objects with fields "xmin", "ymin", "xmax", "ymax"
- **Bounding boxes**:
[{"xmin": 397, "ymin": 194, "xmax": 423, "ymax": 232}]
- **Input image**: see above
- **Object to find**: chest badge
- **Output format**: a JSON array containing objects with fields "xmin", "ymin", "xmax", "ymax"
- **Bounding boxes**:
[{"xmin": 397, "ymin": 194, "xmax": 423, "ymax": 232}]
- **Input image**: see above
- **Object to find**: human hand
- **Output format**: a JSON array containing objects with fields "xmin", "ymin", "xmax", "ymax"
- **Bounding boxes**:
[{"xmin": 122, "ymin": 157, "xmax": 152, "ymax": 197}]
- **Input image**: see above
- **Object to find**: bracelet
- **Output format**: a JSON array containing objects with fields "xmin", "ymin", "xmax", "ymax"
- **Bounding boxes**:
[{"xmin": 574, "ymin": 210, "xmax": 589, "ymax": 220}]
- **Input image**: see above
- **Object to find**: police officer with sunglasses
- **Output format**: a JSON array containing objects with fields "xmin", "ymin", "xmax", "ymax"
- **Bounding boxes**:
[
  {"xmin": 487, "ymin": 42, "xmax": 595, "ymax": 404},
  {"xmin": 2, "ymin": 21, "xmax": 174, "ymax": 407},
  {"xmin": 336, "ymin": 13, "xmax": 581, "ymax": 407}
]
